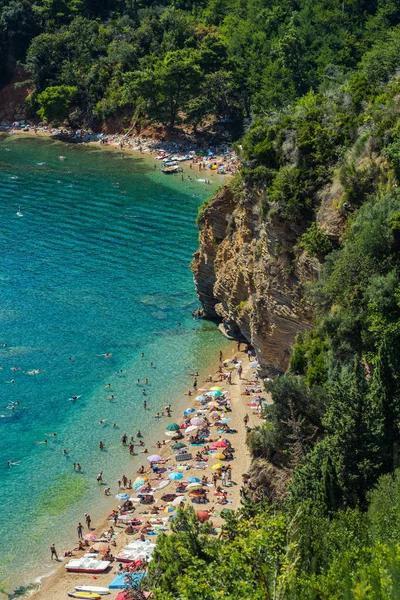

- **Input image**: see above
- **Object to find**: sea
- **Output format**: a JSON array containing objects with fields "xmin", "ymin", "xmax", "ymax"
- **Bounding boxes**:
[{"xmin": 0, "ymin": 135, "xmax": 230, "ymax": 597}]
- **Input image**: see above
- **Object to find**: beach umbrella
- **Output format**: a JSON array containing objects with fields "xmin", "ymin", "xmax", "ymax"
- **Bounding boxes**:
[
  {"xmin": 190, "ymin": 417, "xmax": 205, "ymax": 426},
  {"xmin": 172, "ymin": 442, "xmax": 186, "ymax": 450},
  {"xmin": 219, "ymin": 418, "xmax": 232, "ymax": 424},
  {"xmin": 163, "ymin": 505, "xmax": 176, "ymax": 513},
  {"xmin": 166, "ymin": 423, "xmax": 180, "ymax": 431},
  {"xmin": 208, "ymin": 390, "xmax": 223, "ymax": 397},
  {"xmin": 183, "ymin": 408, "xmax": 195, "ymax": 415},
  {"xmin": 83, "ymin": 533, "xmax": 97, "ymax": 541},
  {"xmin": 213, "ymin": 440, "xmax": 229, "ymax": 448},
  {"xmin": 147, "ymin": 455, "xmax": 162, "ymax": 463},
  {"xmin": 171, "ymin": 496, "xmax": 186, "ymax": 506},
  {"xmin": 210, "ymin": 386, "xmax": 223, "ymax": 391},
  {"xmin": 210, "ymin": 411, "xmax": 222, "ymax": 419},
  {"xmin": 213, "ymin": 452, "xmax": 226, "ymax": 460},
  {"xmin": 187, "ymin": 482, "xmax": 204, "ymax": 490},
  {"xmin": 92, "ymin": 542, "xmax": 109, "ymax": 552},
  {"xmin": 133, "ymin": 477, "xmax": 148, "ymax": 490},
  {"xmin": 207, "ymin": 401, "xmax": 219, "ymax": 408},
  {"xmin": 211, "ymin": 463, "xmax": 223, "ymax": 470},
  {"xmin": 168, "ymin": 472, "xmax": 184, "ymax": 480},
  {"xmin": 195, "ymin": 394, "xmax": 207, "ymax": 402},
  {"xmin": 196, "ymin": 511, "xmax": 210, "ymax": 522},
  {"xmin": 185, "ymin": 425, "xmax": 198, "ymax": 433},
  {"xmin": 116, "ymin": 493, "xmax": 130, "ymax": 501},
  {"xmin": 165, "ymin": 431, "xmax": 178, "ymax": 437},
  {"xmin": 186, "ymin": 477, "xmax": 201, "ymax": 483}
]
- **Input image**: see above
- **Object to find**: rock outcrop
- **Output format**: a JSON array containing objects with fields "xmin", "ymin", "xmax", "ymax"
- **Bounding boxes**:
[{"xmin": 191, "ymin": 185, "xmax": 319, "ymax": 375}]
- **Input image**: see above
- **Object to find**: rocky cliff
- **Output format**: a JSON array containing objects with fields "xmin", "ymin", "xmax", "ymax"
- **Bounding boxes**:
[{"xmin": 191, "ymin": 185, "xmax": 321, "ymax": 375}]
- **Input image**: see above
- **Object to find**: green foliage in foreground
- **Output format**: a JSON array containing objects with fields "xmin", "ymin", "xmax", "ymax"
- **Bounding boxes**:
[{"xmin": 143, "ymin": 475, "xmax": 400, "ymax": 599}]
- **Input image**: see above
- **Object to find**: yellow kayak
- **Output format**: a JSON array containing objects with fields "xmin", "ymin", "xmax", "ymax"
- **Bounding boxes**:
[{"xmin": 68, "ymin": 593, "xmax": 102, "ymax": 599}]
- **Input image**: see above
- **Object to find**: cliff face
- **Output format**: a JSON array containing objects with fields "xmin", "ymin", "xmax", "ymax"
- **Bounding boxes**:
[{"xmin": 191, "ymin": 185, "xmax": 319, "ymax": 375}]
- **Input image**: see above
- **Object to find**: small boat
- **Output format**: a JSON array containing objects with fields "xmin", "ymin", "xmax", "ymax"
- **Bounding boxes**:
[
  {"xmin": 75, "ymin": 586, "xmax": 110, "ymax": 595},
  {"xmin": 68, "ymin": 593, "xmax": 101, "ymax": 599},
  {"xmin": 16, "ymin": 211, "xmax": 23, "ymax": 217},
  {"xmin": 162, "ymin": 165, "xmax": 182, "ymax": 174},
  {"xmin": 65, "ymin": 559, "xmax": 110, "ymax": 573}
]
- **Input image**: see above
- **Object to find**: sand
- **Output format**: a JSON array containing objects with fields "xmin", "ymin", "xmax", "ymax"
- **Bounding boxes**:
[{"xmin": 31, "ymin": 347, "xmax": 264, "ymax": 600}]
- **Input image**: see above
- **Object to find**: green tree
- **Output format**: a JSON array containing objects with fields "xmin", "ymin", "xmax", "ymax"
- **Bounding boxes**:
[{"xmin": 36, "ymin": 85, "xmax": 77, "ymax": 122}]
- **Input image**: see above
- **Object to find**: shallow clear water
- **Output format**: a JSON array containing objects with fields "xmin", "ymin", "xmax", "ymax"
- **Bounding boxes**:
[{"xmin": 0, "ymin": 136, "xmax": 229, "ymax": 595}]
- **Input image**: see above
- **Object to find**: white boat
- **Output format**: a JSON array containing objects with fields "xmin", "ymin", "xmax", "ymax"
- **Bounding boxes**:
[
  {"xmin": 65, "ymin": 558, "xmax": 110, "ymax": 573},
  {"xmin": 75, "ymin": 586, "xmax": 110, "ymax": 595}
]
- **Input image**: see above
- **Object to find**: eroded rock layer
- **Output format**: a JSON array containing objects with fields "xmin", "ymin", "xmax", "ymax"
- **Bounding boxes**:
[{"xmin": 191, "ymin": 186, "xmax": 318, "ymax": 375}]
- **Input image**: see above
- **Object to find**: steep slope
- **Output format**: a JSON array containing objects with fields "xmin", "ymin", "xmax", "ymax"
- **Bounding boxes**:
[{"xmin": 191, "ymin": 185, "xmax": 318, "ymax": 375}]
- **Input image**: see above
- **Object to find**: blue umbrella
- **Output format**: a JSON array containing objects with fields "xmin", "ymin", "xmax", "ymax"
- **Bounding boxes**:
[
  {"xmin": 168, "ymin": 472, "xmax": 184, "ymax": 481},
  {"xmin": 196, "ymin": 394, "xmax": 207, "ymax": 402},
  {"xmin": 208, "ymin": 390, "xmax": 223, "ymax": 397},
  {"xmin": 220, "ymin": 418, "xmax": 232, "ymax": 424},
  {"xmin": 186, "ymin": 477, "xmax": 200, "ymax": 483},
  {"xmin": 115, "ymin": 493, "xmax": 130, "ymax": 501},
  {"xmin": 184, "ymin": 408, "xmax": 196, "ymax": 415}
]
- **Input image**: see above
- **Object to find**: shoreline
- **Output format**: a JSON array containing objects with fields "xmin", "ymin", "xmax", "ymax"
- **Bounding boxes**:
[
  {"xmin": 0, "ymin": 127, "xmax": 237, "ymax": 181},
  {"xmin": 29, "ymin": 341, "xmax": 265, "ymax": 600}
]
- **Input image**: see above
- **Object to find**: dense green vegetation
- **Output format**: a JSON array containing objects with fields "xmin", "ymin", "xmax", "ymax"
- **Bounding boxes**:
[{"xmin": 1, "ymin": 0, "xmax": 400, "ymax": 133}]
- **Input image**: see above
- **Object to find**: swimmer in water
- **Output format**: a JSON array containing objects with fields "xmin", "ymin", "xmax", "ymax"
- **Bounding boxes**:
[
  {"xmin": 71, "ymin": 395, "xmax": 78, "ymax": 400},
  {"xmin": 141, "ymin": 353, "xmax": 145, "ymax": 358},
  {"xmin": 35, "ymin": 440, "xmax": 48, "ymax": 445},
  {"xmin": 8, "ymin": 460, "xmax": 20, "ymax": 467},
  {"xmin": 6, "ymin": 379, "xmax": 15, "ymax": 384},
  {"xmin": 99, "ymin": 419, "xmax": 107, "ymax": 424},
  {"xmin": 108, "ymin": 395, "xmax": 115, "ymax": 400},
  {"xmin": 62, "ymin": 449, "xmax": 67, "ymax": 455},
  {"xmin": 136, "ymin": 379, "xmax": 140, "ymax": 385},
  {"xmin": 45, "ymin": 433, "xmax": 57, "ymax": 437},
  {"xmin": 113, "ymin": 422, "xmax": 118, "ymax": 427},
  {"xmin": 105, "ymin": 383, "xmax": 111, "ymax": 389},
  {"xmin": 136, "ymin": 430, "xmax": 141, "ymax": 437}
]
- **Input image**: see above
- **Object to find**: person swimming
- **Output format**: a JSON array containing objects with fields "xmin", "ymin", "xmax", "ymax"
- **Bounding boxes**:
[{"xmin": 45, "ymin": 432, "xmax": 57, "ymax": 437}]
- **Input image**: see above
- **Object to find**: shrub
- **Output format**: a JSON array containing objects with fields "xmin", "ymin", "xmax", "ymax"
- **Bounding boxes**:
[{"xmin": 300, "ymin": 222, "xmax": 333, "ymax": 261}]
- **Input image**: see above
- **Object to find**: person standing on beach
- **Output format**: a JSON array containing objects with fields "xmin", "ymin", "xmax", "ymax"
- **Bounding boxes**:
[
  {"xmin": 193, "ymin": 378, "xmax": 198, "ymax": 390},
  {"xmin": 85, "ymin": 513, "xmax": 91, "ymax": 529},
  {"xmin": 77, "ymin": 522, "xmax": 84, "ymax": 539},
  {"xmin": 50, "ymin": 543, "xmax": 58, "ymax": 560},
  {"xmin": 238, "ymin": 365, "xmax": 243, "ymax": 379},
  {"xmin": 219, "ymin": 351, "xmax": 223, "ymax": 362},
  {"xmin": 129, "ymin": 443, "xmax": 134, "ymax": 455},
  {"xmin": 97, "ymin": 472, "xmax": 103, "ymax": 483}
]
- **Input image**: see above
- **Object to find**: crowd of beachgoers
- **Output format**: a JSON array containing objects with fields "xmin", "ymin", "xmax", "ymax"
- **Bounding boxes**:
[
  {"xmin": 33, "ymin": 345, "xmax": 268, "ymax": 599},
  {"xmin": 0, "ymin": 120, "xmax": 239, "ymax": 176}
]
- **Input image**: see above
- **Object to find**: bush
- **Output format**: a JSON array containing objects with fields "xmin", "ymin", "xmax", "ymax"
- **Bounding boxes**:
[{"xmin": 300, "ymin": 222, "xmax": 333, "ymax": 261}]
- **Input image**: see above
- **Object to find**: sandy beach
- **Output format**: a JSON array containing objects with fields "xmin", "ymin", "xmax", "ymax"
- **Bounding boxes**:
[
  {"xmin": 31, "ymin": 345, "xmax": 266, "ymax": 600},
  {"xmin": 0, "ymin": 124, "xmax": 238, "ymax": 180}
]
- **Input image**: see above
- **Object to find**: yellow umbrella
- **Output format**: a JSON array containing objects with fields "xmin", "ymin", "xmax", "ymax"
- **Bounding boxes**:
[
  {"xmin": 210, "ymin": 386, "xmax": 223, "ymax": 391},
  {"xmin": 214, "ymin": 452, "xmax": 226, "ymax": 460},
  {"xmin": 211, "ymin": 463, "xmax": 223, "ymax": 470}
]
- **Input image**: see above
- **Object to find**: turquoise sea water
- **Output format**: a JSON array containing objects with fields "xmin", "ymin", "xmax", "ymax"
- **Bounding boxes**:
[{"xmin": 0, "ymin": 136, "xmax": 229, "ymax": 596}]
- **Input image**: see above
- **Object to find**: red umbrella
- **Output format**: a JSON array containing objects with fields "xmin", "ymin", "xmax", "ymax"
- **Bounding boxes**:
[
  {"xmin": 213, "ymin": 440, "xmax": 229, "ymax": 448},
  {"xmin": 197, "ymin": 510, "xmax": 210, "ymax": 522}
]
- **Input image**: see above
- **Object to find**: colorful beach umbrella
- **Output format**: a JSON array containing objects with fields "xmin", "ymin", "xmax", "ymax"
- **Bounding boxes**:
[
  {"xmin": 207, "ymin": 401, "xmax": 219, "ymax": 408},
  {"xmin": 184, "ymin": 408, "xmax": 195, "ymax": 415},
  {"xmin": 211, "ymin": 463, "xmax": 223, "ymax": 470},
  {"xmin": 210, "ymin": 386, "xmax": 223, "ymax": 391},
  {"xmin": 163, "ymin": 505, "xmax": 176, "ymax": 513},
  {"xmin": 116, "ymin": 493, "xmax": 130, "ymax": 501},
  {"xmin": 213, "ymin": 452, "xmax": 226, "ymax": 460},
  {"xmin": 147, "ymin": 454, "xmax": 162, "ymax": 463},
  {"xmin": 195, "ymin": 394, "xmax": 207, "ymax": 402},
  {"xmin": 92, "ymin": 542, "xmax": 109, "ymax": 552},
  {"xmin": 133, "ymin": 477, "xmax": 148, "ymax": 490},
  {"xmin": 186, "ymin": 477, "xmax": 201, "ymax": 483},
  {"xmin": 190, "ymin": 417, "xmax": 205, "ymax": 426},
  {"xmin": 168, "ymin": 472, "xmax": 184, "ymax": 480},
  {"xmin": 83, "ymin": 533, "xmax": 97, "ymax": 541},
  {"xmin": 166, "ymin": 423, "xmax": 180, "ymax": 431},
  {"xmin": 210, "ymin": 411, "xmax": 222, "ymax": 419},
  {"xmin": 219, "ymin": 418, "xmax": 232, "ymax": 424},
  {"xmin": 208, "ymin": 390, "xmax": 223, "ymax": 397}
]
